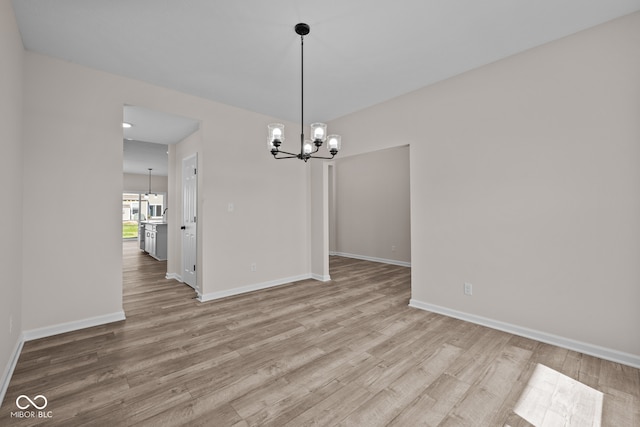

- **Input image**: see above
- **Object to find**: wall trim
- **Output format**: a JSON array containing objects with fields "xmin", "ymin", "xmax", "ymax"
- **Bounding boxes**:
[
  {"xmin": 198, "ymin": 274, "xmax": 315, "ymax": 303},
  {"xmin": 330, "ymin": 251, "xmax": 411, "ymax": 267},
  {"xmin": 22, "ymin": 311, "xmax": 126, "ymax": 342},
  {"xmin": 166, "ymin": 272, "xmax": 183, "ymax": 282},
  {"xmin": 311, "ymin": 273, "xmax": 331, "ymax": 282},
  {"xmin": 2, "ymin": 310, "xmax": 126, "ymax": 408},
  {"xmin": 409, "ymin": 299, "xmax": 640, "ymax": 369},
  {"xmin": 0, "ymin": 335, "xmax": 24, "ymax": 409}
]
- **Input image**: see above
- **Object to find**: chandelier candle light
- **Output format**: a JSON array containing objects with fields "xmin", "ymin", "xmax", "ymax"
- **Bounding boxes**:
[{"xmin": 268, "ymin": 23, "xmax": 342, "ymax": 162}]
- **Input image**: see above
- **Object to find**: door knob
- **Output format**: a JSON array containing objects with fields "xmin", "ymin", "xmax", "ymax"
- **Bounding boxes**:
[{"xmin": 180, "ymin": 226, "xmax": 186, "ymax": 230}]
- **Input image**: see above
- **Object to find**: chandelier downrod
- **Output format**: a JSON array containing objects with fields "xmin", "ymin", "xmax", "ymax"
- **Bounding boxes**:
[
  {"xmin": 146, "ymin": 168, "xmax": 156, "ymax": 196},
  {"xmin": 299, "ymin": 24, "xmax": 305, "ymax": 157},
  {"xmin": 267, "ymin": 23, "xmax": 342, "ymax": 162}
]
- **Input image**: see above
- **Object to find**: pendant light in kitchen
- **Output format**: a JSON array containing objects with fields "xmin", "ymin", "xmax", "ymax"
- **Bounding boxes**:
[{"xmin": 145, "ymin": 168, "xmax": 157, "ymax": 197}]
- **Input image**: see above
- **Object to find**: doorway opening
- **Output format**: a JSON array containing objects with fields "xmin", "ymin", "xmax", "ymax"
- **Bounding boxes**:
[
  {"xmin": 122, "ymin": 104, "xmax": 201, "ymax": 309},
  {"xmin": 328, "ymin": 145, "xmax": 411, "ymax": 277}
]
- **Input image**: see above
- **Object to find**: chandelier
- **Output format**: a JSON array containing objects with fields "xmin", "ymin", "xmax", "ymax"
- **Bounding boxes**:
[
  {"xmin": 145, "ymin": 168, "xmax": 157, "ymax": 197},
  {"xmin": 267, "ymin": 23, "xmax": 341, "ymax": 162}
]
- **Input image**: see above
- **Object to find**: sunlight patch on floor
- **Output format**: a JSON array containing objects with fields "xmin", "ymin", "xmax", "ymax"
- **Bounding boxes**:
[{"xmin": 513, "ymin": 363, "xmax": 603, "ymax": 426}]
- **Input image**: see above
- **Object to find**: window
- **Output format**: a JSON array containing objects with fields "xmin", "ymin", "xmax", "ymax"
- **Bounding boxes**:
[
  {"xmin": 122, "ymin": 193, "xmax": 165, "ymax": 238},
  {"xmin": 150, "ymin": 204, "xmax": 163, "ymax": 218}
]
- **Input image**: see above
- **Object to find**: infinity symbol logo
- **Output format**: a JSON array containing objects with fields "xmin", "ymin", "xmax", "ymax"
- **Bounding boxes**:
[{"xmin": 16, "ymin": 395, "xmax": 48, "ymax": 410}]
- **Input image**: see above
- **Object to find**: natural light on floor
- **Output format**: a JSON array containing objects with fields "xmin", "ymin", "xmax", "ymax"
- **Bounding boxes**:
[{"xmin": 511, "ymin": 363, "xmax": 603, "ymax": 427}]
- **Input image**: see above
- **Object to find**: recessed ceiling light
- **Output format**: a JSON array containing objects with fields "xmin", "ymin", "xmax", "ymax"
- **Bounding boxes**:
[{"xmin": 122, "ymin": 122, "xmax": 133, "ymax": 128}]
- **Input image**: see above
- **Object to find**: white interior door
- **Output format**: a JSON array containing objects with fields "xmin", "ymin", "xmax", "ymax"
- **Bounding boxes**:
[{"xmin": 182, "ymin": 154, "xmax": 197, "ymax": 289}]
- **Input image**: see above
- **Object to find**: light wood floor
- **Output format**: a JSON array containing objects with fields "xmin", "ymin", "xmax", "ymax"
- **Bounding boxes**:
[{"xmin": 1, "ymin": 241, "xmax": 638, "ymax": 426}]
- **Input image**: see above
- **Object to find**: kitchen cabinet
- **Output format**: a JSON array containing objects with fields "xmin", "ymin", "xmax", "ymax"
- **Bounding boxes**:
[{"xmin": 143, "ymin": 222, "xmax": 167, "ymax": 261}]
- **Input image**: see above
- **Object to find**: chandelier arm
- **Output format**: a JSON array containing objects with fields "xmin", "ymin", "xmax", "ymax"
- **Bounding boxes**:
[
  {"xmin": 308, "ymin": 154, "xmax": 336, "ymax": 160},
  {"xmin": 309, "ymin": 154, "xmax": 336, "ymax": 160},
  {"xmin": 274, "ymin": 154, "xmax": 300, "ymax": 159},
  {"xmin": 273, "ymin": 149, "xmax": 299, "ymax": 157}
]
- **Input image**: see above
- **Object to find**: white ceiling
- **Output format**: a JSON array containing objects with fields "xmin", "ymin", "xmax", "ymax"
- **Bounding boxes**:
[
  {"xmin": 15, "ymin": 1, "xmax": 637, "ymax": 178},
  {"xmin": 12, "ymin": 0, "xmax": 640, "ymax": 126},
  {"xmin": 123, "ymin": 139, "xmax": 169, "ymax": 177},
  {"xmin": 122, "ymin": 106, "xmax": 199, "ymax": 176},
  {"xmin": 123, "ymin": 105, "xmax": 200, "ymax": 146}
]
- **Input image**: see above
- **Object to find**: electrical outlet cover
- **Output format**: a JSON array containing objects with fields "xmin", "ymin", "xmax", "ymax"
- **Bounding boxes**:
[{"xmin": 464, "ymin": 282, "xmax": 473, "ymax": 295}]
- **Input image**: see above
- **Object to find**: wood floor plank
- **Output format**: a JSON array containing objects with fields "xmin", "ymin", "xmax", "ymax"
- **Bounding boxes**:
[
  {"xmin": 444, "ymin": 327, "xmax": 513, "ymax": 385},
  {"xmin": 420, "ymin": 373, "xmax": 474, "ymax": 425},
  {"xmin": 282, "ymin": 381, "xmax": 373, "ymax": 427},
  {"xmin": 246, "ymin": 379, "xmax": 342, "ymax": 427},
  {"xmin": 0, "ymin": 242, "xmax": 638, "ymax": 426},
  {"xmin": 339, "ymin": 343, "xmax": 465, "ymax": 427}
]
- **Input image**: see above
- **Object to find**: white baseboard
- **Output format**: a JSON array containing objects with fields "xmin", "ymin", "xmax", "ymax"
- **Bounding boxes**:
[
  {"xmin": 409, "ymin": 299, "xmax": 640, "ymax": 369},
  {"xmin": 331, "ymin": 251, "xmax": 411, "ymax": 268},
  {"xmin": 311, "ymin": 273, "xmax": 331, "ymax": 282},
  {"xmin": 165, "ymin": 272, "xmax": 183, "ymax": 282},
  {"xmin": 2, "ymin": 311, "xmax": 126, "ymax": 408},
  {"xmin": 198, "ymin": 274, "xmax": 315, "ymax": 303},
  {"xmin": 0, "ymin": 335, "xmax": 24, "ymax": 409},
  {"xmin": 22, "ymin": 311, "xmax": 126, "ymax": 342}
]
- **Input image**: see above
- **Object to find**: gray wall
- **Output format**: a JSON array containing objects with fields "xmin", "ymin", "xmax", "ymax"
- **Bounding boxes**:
[
  {"xmin": 0, "ymin": 0, "xmax": 24, "ymax": 401},
  {"xmin": 332, "ymin": 146, "xmax": 411, "ymax": 265},
  {"xmin": 20, "ymin": 49, "xmax": 308, "ymax": 331},
  {"xmin": 123, "ymin": 173, "xmax": 169, "ymax": 194},
  {"xmin": 328, "ymin": 12, "xmax": 640, "ymax": 359}
]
